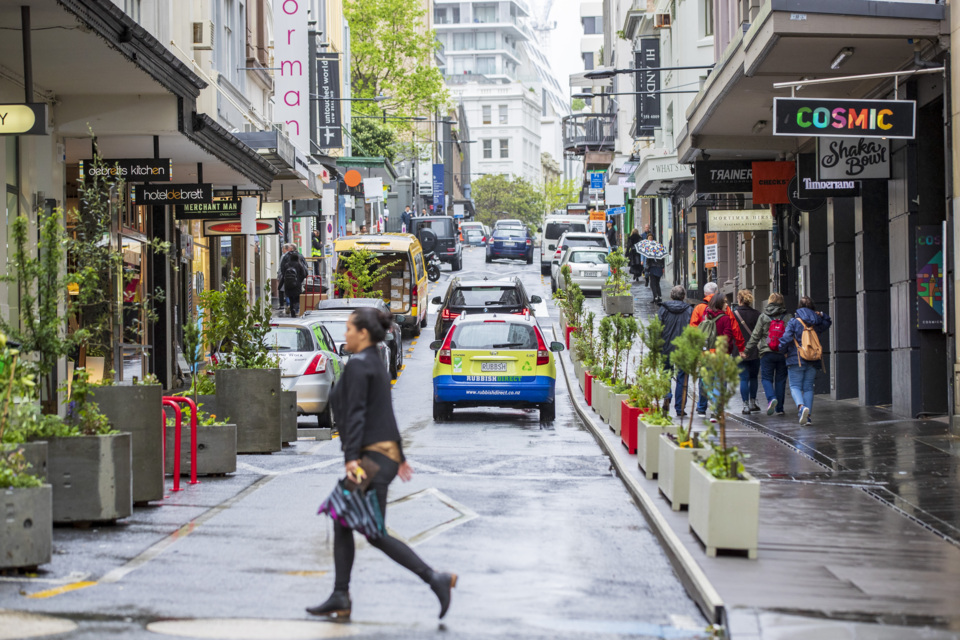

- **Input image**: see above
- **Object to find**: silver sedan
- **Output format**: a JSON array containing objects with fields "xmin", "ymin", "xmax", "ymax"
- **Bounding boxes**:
[
  {"xmin": 552, "ymin": 247, "xmax": 611, "ymax": 293},
  {"xmin": 264, "ymin": 319, "xmax": 344, "ymax": 428}
]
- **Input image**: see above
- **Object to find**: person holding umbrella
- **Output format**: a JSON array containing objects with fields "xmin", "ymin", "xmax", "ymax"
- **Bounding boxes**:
[{"xmin": 636, "ymin": 236, "xmax": 668, "ymax": 302}]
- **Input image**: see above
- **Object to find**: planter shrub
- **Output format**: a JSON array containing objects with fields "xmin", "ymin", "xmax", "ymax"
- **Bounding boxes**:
[
  {"xmin": 657, "ymin": 434, "xmax": 706, "ymax": 510},
  {"xmin": 688, "ymin": 462, "xmax": 760, "ymax": 558},
  {"xmin": 636, "ymin": 418, "xmax": 678, "ymax": 480}
]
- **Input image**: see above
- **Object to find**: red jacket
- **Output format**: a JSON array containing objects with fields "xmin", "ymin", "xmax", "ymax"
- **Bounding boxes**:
[
  {"xmin": 691, "ymin": 294, "xmax": 745, "ymax": 352},
  {"xmin": 702, "ymin": 308, "xmax": 743, "ymax": 354}
]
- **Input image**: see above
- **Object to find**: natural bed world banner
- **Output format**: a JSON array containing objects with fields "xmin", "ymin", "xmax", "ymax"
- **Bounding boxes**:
[{"xmin": 773, "ymin": 98, "xmax": 916, "ymax": 139}]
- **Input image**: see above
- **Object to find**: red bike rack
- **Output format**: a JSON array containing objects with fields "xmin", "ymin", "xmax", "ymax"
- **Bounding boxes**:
[
  {"xmin": 163, "ymin": 396, "xmax": 200, "ymax": 488},
  {"xmin": 161, "ymin": 400, "xmax": 184, "ymax": 492}
]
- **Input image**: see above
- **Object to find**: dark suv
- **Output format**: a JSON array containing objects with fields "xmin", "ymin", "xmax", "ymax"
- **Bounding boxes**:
[
  {"xmin": 411, "ymin": 216, "xmax": 462, "ymax": 271},
  {"xmin": 432, "ymin": 277, "xmax": 542, "ymax": 340}
]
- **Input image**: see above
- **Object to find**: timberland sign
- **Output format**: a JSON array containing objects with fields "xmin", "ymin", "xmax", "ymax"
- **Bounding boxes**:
[
  {"xmin": 133, "ymin": 183, "xmax": 212, "ymax": 205},
  {"xmin": 79, "ymin": 158, "xmax": 172, "ymax": 182},
  {"xmin": 0, "ymin": 103, "xmax": 48, "ymax": 136},
  {"xmin": 694, "ymin": 160, "xmax": 753, "ymax": 193},
  {"xmin": 773, "ymin": 98, "xmax": 915, "ymax": 139}
]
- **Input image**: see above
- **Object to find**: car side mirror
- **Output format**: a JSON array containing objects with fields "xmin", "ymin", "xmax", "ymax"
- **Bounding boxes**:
[
  {"xmin": 530, "ymin": 295, "xmax": 542, "ymax": 304},
  {"xmin": 536, "ymin": 227, "xmax": 542, "ymax": 233},
  {"xmin": 549, "ymin": 341, "xmax": 565, "ymax": 352},
  {"xmin": 394, "ymin": 314, "xmax": 406, "ymax": 325},
  {"xmin": 385, "ymin": 331, "xmax": 394, "ymax": 342},
  {"xmin": 429, "ymin": 340, "xmax": 443, "ymax": 351},
  {"xmin": 432, "ymin": 296, "xmax": 442, "ymax": 305},
  {"xmin": 338, "ymin": 344, "xmax": 349, "ymax": 356}
]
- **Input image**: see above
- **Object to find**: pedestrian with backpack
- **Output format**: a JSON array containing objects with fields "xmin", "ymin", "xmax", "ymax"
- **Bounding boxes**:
[
  {"xmin": 279, "ymin": 243, "xmax": 308, "ymax": 317},
  {"xmin": 690, "ymin": 282, "xmax": 744, "ymax": 416},
  {"xmin": 732, "ymin": 290, "xmax": 762, "ymax": 414},
  {"xmin": 659, "ymin": 285, "xmax": 693, "ymax": 417},
  {"xmin": 744, "ymin": 292, "xmax": 791, "ymax": 416},
  {"xmin": 779, "ymin": 296, "xmax": 832, "ymax": 425}
]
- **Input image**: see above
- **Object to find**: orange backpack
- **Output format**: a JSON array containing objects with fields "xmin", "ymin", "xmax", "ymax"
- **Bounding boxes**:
[{"xmin": 794, "ymin": 319, "xmax": 822, "ymax": 364}]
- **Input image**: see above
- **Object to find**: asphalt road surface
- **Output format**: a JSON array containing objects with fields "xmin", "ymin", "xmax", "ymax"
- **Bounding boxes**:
[{"xmin": 0, "ymin": 244, "xmax": 709, "ymax": 640}]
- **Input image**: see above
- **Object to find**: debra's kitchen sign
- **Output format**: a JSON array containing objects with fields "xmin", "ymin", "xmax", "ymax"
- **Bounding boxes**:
[
  {"xmin": 0, "ymin": 103, "xmax": 48, "ymax": 136},
  {"xmin": 773, "ymin": 98, "xmax": 915, "ymax": 139},
  {"xmin": 132, "ymin": 183, "xmax": 212, "ymax": 205},
  {"xmin": 817, "ymin": 137, "xmax": 890, "ymax": 180},
  {"xmin": 694, "ymin": 160, "xmax": 753, "ymax": 193},
  {"xmin": 174, "ymin": 198, "xmax": 241, "ymax": 220},
  {"xmin": 79, "ymin": 158, "xmax": 172, "ymax": 182}
]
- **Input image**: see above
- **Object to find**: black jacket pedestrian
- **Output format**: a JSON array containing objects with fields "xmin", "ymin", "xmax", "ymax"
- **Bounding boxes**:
[
  {"xmin": 278, "ymin": 249, "xmax": 308, "ymax": 294},
  {"xmin": 626, "ymin": 231, "xmax": 644, "ymax": 276},
  {"xmin": 732, "ymin": 305, "xmax": 762, "ymax": 361},
  {"xmin": 606, "ymin": 225, "xmax": 618, "ymax": 248},
  {"xmin": 658, "ymin": 299, "xmax": 693, "ymax": 359},
  {"xmin": 331, "ymin": 346, "xmax": 405, "ymax": 464}
]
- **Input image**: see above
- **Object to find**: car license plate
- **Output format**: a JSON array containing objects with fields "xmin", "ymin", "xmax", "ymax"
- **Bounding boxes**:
[
  {"xmin": 504, "ymin": 241, "xmax": 517, "ymax": 247},
  {"xmin": 481, "ymin": 362, "xmax": 508, "ymax": 372},
  {"xmin": 583, "ymin": 271, "xmax": 600, "ymax": 277}
]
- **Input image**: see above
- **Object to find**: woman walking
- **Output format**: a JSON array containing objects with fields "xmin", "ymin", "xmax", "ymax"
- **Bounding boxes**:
[
  {"xmin": 308, "ymin": 308, "xmax": 456, "ymax": 621},
  {"xmin": 779, "ymin": 297, "xmax": 831, "ymax": 425},
  {"xmin": 732, "ymin": 290, "xmax": 761, "ymax": 414},
  {"xmin": 703, "ymin": 294, "xmax": 741, "ymax": 355},
  {"xmin": 626, "ymin": 228, "xmax": 644, "ymax": 282},
  {"xmin": 644, "ymin": 255, "xmax": 665, "ymax": 305},
  {"xmin": 744, "ymin": 293, "xmax": 791, "ymax": 417}
]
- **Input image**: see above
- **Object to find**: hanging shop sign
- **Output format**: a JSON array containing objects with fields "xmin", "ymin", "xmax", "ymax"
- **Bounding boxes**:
[
  {"xmin": 634, "ymin": 40, "xmax": 661, "ymax": 138},
  {"xmin": 796, "ymin": 153, "xmax": 860, "ymax": 198},
  {"xmin": 916, "ymin": 225, "xmax": 944, "ymax": 330},
  {"xmin": 203, "ymin": 218, "xmax": 279, "ymax": 236},
  {"xmin": 703, "ymin": 232, "xmax": 718, "ymax": 269},
  {"xmin": 0, "ymin": 103, "xmax": 48, "ymax": 136},
  {"xmin": 273, "ymin": 0, "xmax": 310, "ymax": 151},
  {"xmin": 132, "ymin": 183, "xmax": 212, "ymax": 205},
  {"xmin": 317, "ymin": 52, "xmax": 344, "ymax": 149},
  {"xmin": 175, "ymin": 198, "xmax": 242, "ymax": 220},
  {"xmin": 773, "ymin": 98, "xmax": 916, "ymax": 139},
  {"xmin": 787, "ymin": 177, "xmax": 825, "ymax": 212},
  {"xmin": 432, "ymin": 164, "xmax": 445, "ymax": 212},
  {"xmin": 79, "ymin": 158, "xmax": 172, "ymax": 182},
  {"xmin": 752, "ymin": 161, "xmax": 795, "ymax": 205},
  {"xmin": 694, "ymin": 160, "xmax": 753, "ymax": 194},
  {"xmin": 817, "ymin": 137, "xmax": 890, "ymax": 180},
  {"xmin": 708, "ymin": 210, "xmax": 773, "ymax": 232}
]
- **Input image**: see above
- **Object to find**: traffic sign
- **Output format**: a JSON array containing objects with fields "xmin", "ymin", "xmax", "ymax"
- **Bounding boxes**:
[{"xmin": 589, "ymin": 172, "xmax": 605, "ymax": 190}]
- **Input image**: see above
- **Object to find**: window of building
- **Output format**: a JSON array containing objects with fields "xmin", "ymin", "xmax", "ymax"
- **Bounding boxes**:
[
  {"xmin": 477, "ymin": 32, "xmax": 496, "ymax": 49},
  {"xmin": 474, "ymin": 4, "xmax": 496, "ymax": 23},
  {"xmin": 499, "ymin": 139, "xmax": 509, "ymax": 158},
  {"xmin": 452, "ymin": 7, "xmax": 460, "ymax": 22},
  {"xmin": 124, "ymin": 0, "xmax": 141, "ymax": 21},
  {"xmin": 582, "ymin": 52, "xmax": 594, "ymax": 71},
  {"xmin": 499, "ymin": 105, "xmax": 508, "ymax": 124},
  {"xmin": 482, "ymin": 105, "xmax": 492, "ymax": 124},
  {"xmin": 703, "ymin": 0, "xmax": 714, "ymax": 36},
  {"xmin": 453, "ymin": 57, "xmax": 475, "ymax": 74},
  {"xmin": 452, "ymin": 32, "xmax": 476, "ymax": 50},
  {"xmin": 581, "ymin": 16, "xmax": 601, "ymax": 35},
  {"xmin": 477, "ymin": 57, "xmax": 496, "ymax": 74},
  {"xmin": 482, "ymin": 139, "xmax": 492, "ymax": 159},
  {"xmin": 434, "ymin": 8, "xmax": 446, "ymax": 23}
]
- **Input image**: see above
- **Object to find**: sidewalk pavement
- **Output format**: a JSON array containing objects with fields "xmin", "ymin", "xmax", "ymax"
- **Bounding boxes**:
[{"xmin": 556, "ymin": 277, "xmax": 960, "ymax": 639}]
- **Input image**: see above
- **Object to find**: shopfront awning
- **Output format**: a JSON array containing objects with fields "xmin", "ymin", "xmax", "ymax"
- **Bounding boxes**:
[
  {"xmin": 234, "ymin": 130, "xmax": 323, "ymax": 200},
  {"xmin": 634, "ymin": 154, "xmax": 694, "ymax": 195},
  {"xmin": 676, "ymin": 0, "xmax": 945, "ymax": 163}
]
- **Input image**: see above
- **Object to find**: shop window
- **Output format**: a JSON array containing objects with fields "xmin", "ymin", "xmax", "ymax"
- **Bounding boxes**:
[{"xmin": 4, "ymin": 139, "xmax": 19, "ymax": 326}]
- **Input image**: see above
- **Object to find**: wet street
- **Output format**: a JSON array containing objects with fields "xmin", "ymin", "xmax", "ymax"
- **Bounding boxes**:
[{"xmin": 0, "ymin": 246, "xmax": 708, "ymax": 640}]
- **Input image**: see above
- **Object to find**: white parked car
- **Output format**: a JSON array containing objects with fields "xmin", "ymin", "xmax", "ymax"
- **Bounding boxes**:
[
  {"xmin": 549, "ymin": 232, "xmax": 611, "ymax": 288},
  {"xmin": 538, "ymin": 215, "xmax": 588, "ymax": 275},
  {"xmin": 552, "ymin": 247, "xmax": 611, "ymax": 294}
]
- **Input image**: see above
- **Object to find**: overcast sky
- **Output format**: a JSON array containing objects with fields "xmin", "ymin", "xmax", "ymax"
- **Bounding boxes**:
[{"xmin": 537, "ymin": 0, "xmax": 584, "ymax": 100}]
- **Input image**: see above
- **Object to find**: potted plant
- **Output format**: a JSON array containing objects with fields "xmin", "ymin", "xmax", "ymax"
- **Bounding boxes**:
[
  {"xmin": 607, "ymin": 314, "xmax": 638, "ymax": 435},
  {"xmin": 592, "ymin": 317, "xmax": 614, "ymax": 423},
  {"xmin": 601, "ymin": 248, "xmax": 633, "ymax": 315},
  {"xmin": 202, "ymin": 274, "xmax": 282, "ymax": 454},
  {"xmin": 635, "ymin": 364, "xmax": 675, "ymax": 478},
  {"xmin": 0, "ymin": 332, "xmax": 52, "ymax": 571},
  {"xmin": 165, "ymin": 402, "xmax": 237, "ymax": 477},
  {"xmin": 658, "ymin": 327, "xmax": 709, "ymax": 509},
  {"xmin": 573, "ymin": 311, "xmax": 595, "ymax": 393},
  {"xmin": 688, "ymin": 337, "xmax": 760, "ymax": 558},
  {"xmin": 672, "ymin": 326, "xmax": 707, "ymax": 439}
]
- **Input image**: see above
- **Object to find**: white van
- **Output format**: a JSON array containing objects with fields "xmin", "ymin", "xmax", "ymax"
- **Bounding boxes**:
[{"xmin": 538, "ymin": 215, "xmax": 589, "ymax": 274}]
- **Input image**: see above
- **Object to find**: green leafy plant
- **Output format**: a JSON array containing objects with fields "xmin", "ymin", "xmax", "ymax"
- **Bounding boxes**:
[
  {"xmin": 610, "ymin": 314, "xmax": 639, "ymax": 385},
  {"xmin": 334, "ymin": 248, "xmax": 401, "ymax": 299},
  {"xmin": 670, "ymin": 325, "xmax": 707, "ymax": 434},
  {"xmin": 199, "ymin": 271, "xmax": 278, "ymax": 370},
  {"xmin": 593, "ymin": 316, "xmax": 614, "ymax": 381},
  {"xmin": 0, "ymin": 330, "xmax": 43, "ymax": 487},
  {"xmin": 135, "ymin": 373, "xmax": 160, "ymax": 386},
  {"xmin": 167, "ymin": 401, "xmax": 231, "ymax": 428},
  {"xmin": 62, "ymin": 369, "xmax": 116, "ymax": 437},
  {"xmin": 182, "ymin": 312, "xmax": 203, "ymax": 404},
  {"xmin": 698, "ymin": 337, "xmax": 746, "ymax": 480},
  {"xmin": 604, "ymin": 248, "xmax": 631, "ymax": 296},
  {"xmin": 0, "ymin": 450, "xmax": 42, "ymax": 489},
  {"xmin": 573, "ymin": 310, "xmax": 596, "ymax": 367}
]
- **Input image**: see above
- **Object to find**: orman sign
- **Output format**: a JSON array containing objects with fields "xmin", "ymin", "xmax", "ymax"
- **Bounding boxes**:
[
  {"xmin": 0, "ymin": 103, "xmax": 48, "ymax": 136},
  {"xmin": 773, "ymin": 98, "xmax": 916, "ymax": 139}
]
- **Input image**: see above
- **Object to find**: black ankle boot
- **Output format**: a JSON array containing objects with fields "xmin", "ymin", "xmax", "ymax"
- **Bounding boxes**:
[
  {"xmin": 427, "ymin": 571, "xmax": 457, "ymax": 619},
  {"xmin": 306, "ymin": 591, "xmax": 351, "ymax": 620}
]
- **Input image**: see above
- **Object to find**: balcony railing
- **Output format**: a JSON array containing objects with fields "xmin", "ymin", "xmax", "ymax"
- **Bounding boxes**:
[{"xmin": 562, "ymin": 114, "xmax": 617, "ymax": 155}]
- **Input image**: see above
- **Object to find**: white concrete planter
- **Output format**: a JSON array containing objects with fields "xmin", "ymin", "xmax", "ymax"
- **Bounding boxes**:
[
  {"xmin": 590, "ymin": 377, "xmax": 601, "ymax": 414},
  {"xmin": 602, "ymin": 290, "xmax": 634, "ymax": 315},
  {"xmin": 636, "ymin": 419, "xmax": 678, "ymax": 480},
  {"xmin": 595, "ymin": 381, "xmax": 611, "ymax": 423},
  {"xmin": 578, "ymin": 365, "xmax": 586, "ymax": 392},
  {"xmin": 0, "ymin": 486, "xmax": 52, "ymax": 570},
  {"xmin": 657, "ymin": 435, "xmax": 707, "ymax": 511},
  {"xmin": 609, "ymin": 392, "xmax": 629, "ymax": 435},
  {"xmin": 688, "ymin": 462, "xmax": 760, "ymax": 559}
]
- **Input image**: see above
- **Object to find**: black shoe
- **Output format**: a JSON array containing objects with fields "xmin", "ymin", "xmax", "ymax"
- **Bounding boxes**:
[
  {"xmin": 428, "ymin": 571, "xmax": 457, "ymax": 619},
  {"xmin": 741, "ymin": 406, "xmax": 751, "ymax": 415},
  {"xmin": 749, "ymin": 401, "xmax": 761, "ymax": 413},
  {"xmin": 676, "ymin": 411, "xmax": 687, "ymax": 418},
  {"xmin": 306, "ymin": 591, "xmax": 351, "ymax": 620}
]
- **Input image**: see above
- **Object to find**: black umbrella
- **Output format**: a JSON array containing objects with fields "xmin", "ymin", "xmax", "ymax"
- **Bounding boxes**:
[{"xmin": 318, "ymin": 479, "xmax": 386, "ymax": 540}]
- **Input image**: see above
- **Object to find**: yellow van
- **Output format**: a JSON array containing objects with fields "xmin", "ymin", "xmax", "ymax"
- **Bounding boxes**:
[{"xmin": 333, "ymin": 233, "xmax": 429, "ymax": 335}]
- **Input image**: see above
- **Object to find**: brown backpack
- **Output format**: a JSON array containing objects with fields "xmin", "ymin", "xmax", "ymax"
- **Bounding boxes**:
[{"xmin": 794, "ymin": 319, "xmax": 822, "ymax": 364}]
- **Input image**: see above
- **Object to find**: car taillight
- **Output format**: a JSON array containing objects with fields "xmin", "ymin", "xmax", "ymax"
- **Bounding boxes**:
[
  {"xmin": 526, "ymin": 239, "xmax": 532, "ymax": 245},
  {"xmin": 439, "ymin": 330, "xmax": 455, "ymax": 365},
  {"xmin": 446, "ymin": 247, "xmax": 455, "ymax": 252},
  {"xmin": 441, "ymin": 307, "xmax": 459, "ymax": 320},
  {"xmin": 304, "ymin": 353, "xmax": 327, "ymax": 375},
  {"xmin": 411, "ymin": 284, "xmax": 418, "ymax": 299},
  {"xmin": 554, "ymin": 248, "xmax": 562, "ymax": 259},
  {"xmin": 535, "ymin": 328, "xmax": 549, "ymax": 366}
]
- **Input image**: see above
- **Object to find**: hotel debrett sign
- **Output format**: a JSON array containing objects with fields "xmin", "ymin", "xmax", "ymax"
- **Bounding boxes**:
[
  {"xmin": 773, "ymin": 98, "xmax": 916, "ymax": 139},
  {"xmin": 79, "ymin": 158, "xmax": 172, "ymax": 182},
  {"xmin": 133, "ymin": 183, "xmax": 213, "ymax": 205}
]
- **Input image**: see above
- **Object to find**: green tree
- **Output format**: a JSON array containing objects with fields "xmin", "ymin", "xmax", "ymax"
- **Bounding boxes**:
[
  {"xmin": 351, "ymin": 118, "xmax": 399, "ymax": 161},
  {"xmin": 571, "ymin": 98, "xmax": 586, "ymax": 112},
  {"xmin": 669, "ymin": 325, "xmax": 706, "ymax": 434},
  {"xmin": 345, "ymin": 0, "xmax": 448, "ymax": 121},
  {"xmin": 699, "ymin": 337, "xmax": 746, "ymax": 479},
  {"xmin": 334, "ymin": 248, "xmax": 400, "ymax": 299},
  {"xmin": 540, "ymin": 178, "xmax": 581, "ymax": 217},
  {"xmin": 472, "ymin": 174, "xmax": 544, "ymax": 229}
]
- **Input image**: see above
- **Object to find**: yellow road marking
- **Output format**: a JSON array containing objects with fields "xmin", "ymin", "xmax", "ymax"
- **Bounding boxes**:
[
  {"xmin": 283, "ymin": 570, "xmax": 328, "ymax": 577},
  {"xmin": 26, "ymin": 581, "xmax": 97, "ymax": 599}
]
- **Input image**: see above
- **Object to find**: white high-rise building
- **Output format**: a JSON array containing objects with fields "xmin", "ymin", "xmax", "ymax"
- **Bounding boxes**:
[{"xmin": 435, "ymin": 0, "xmax": 543, "ymax": 183}]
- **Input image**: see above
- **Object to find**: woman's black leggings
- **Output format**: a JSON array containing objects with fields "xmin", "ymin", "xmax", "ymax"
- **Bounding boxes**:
[{"xmin": 333, "ymin": 451, "xmax": 433, "ymax": 592}]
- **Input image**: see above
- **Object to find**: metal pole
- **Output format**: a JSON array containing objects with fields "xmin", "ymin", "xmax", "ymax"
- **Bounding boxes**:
[
  {"xmin": 772, "ymin": 67, "xmax": 944, "ymax": 91},
  {"xmin": 21, "ymin": 6, "xmax": 32, "ymax": 102}
]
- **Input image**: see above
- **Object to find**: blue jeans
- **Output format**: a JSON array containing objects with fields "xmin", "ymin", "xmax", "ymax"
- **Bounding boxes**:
[
  {"xmin": 738, "ymin": 359, "xmax": 760, "ymax": 403},
  {"xmin": 787, "ymin": 364, "xmax": 818, "ymax": 414},
  {"xmin": 697, "ymin": 379, "xmax": 710, "ymax": 414},
  {"xmin": 664, "ymin": 368, "xmax": 687, "ymax": 415},
  {"xmin": 759, "ymin": 352, "xmax": 787, "ymax": 412}
]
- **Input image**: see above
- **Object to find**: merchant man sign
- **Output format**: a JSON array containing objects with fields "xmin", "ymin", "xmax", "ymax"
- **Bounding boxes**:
[{"xmin": 773, "ymin": 98, "xmax": 915, "ymax": 139}]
